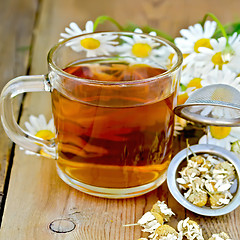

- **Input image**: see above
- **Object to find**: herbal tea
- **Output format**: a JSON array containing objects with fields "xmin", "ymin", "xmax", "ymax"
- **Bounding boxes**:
[{"xmin": 52, "ymin": 59, "xmax": 176, "ymax": 188}]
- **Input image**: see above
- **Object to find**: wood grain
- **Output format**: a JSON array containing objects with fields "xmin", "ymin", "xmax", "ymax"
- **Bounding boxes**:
[
  {"xmin": 0, "ymin": 0, "xmax": 38, "ymax": 203},
  {"xmin": 0, "ymin": 0, "xmax": 240, "ymax": 239}
]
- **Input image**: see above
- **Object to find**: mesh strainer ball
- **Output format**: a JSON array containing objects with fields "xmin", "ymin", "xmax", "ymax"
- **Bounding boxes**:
[{"xmin": 174, "ymin": 84, "xmax": 240, "ymax": 126}]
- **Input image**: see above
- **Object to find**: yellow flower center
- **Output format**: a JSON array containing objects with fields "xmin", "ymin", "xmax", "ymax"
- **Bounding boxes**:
[
  {"xmin": 211, "ymin": 52, "xmax": 228, "ymax": 69},
  {"xmin": 187, "ymin": 78, "xmax": 202, "ymax": 89},
  {"xmin": 132, "ymin": 43, "xmax": 152, "ymax": 58},
  {"xmin": 194, "ymin": 38, "xmax": 212, "ymax": 53},
  {"xmin": 131, "ymin": 63, "xmax": 150, "ymax": 68},
  {"xmin": 35, "ymin": 130, "xmax": 55, "ymax": 140},
  {"xmin": 177, "ymin": 92, "xmax": 189, "ymax": 105},
  {"xmin": 80, "ymin": 37, "xmax": 101, "ymax": 50},
  {"xmin": 168, "ymin": 53, "xmax": 174, "ymax": 62},
  {"xmin": 210, "ymin": 126, "xmax": 231, "ymax": 139}
]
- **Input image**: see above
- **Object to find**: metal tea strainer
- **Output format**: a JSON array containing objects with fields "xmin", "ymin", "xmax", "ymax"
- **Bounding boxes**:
[{"xmin": 174, "ymin": 84, "xmax": 240, "ymax": 126}]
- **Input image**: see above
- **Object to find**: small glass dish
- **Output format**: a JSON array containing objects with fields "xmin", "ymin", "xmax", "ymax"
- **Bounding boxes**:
[{"xmin": 167, "ymin": 144, "xmax": 240, "ymax": 216}]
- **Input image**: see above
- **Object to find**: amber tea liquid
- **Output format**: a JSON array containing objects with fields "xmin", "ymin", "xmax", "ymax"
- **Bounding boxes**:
[{"xmin": 52, "ymin": 58, "xmax": 176, "ymax": 189}]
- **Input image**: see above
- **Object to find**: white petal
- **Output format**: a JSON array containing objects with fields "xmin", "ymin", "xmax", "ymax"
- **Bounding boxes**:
[
  {"xmin": 69, "ymin": 22, "xmax": 83, "ymax": 33},
  {"xmin": 203, "ymin": 21, "xmax": 217, "ymax": 38},
  {"xmin": 39, "ymin": 114, "xmax": 47, "ymax": 125},
  {"xmin": 120, "ymin": 36, "xmax": 134, "ymax": 45},
  {"xmin": 25, "ymin": 122, "xmax": 36, "ymax": 135},
  {"xmin": 85, "ymin": 21, "xmax": 94, "ymax": 33},
  {"xmin": 149, "ymin": 31, "xmax": 157, "ymax": 36},
  {"xmin": 29, "ymin": 115, "xmax": 40, "ymax": 130},
  {"xmin": 134, "ymin": 28, "xmax": 143, "ymax": 33},
  {"xmin": 180, "ymin": 29, "xmax": 195, "ymax": 41},
  {"xmin": 60, "ymin": 33, "xmax": 72, "ymax": 39}
]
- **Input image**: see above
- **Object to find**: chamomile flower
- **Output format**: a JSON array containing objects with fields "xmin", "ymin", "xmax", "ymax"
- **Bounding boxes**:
[
  {"xmin": 65, "ymin": 32, "xmax": 118, "ymax": 57},
  {"xmin": 179, "ymin": 68, "xmax": 204, "ymax": 98},
  {"xmin": 223, "ymin": 32, "xmax": 240, "ymax": 74},
  {"xmin": 201, "ymin": 65, "xmax": 240, "ymax": 90},
  {"xmin": 175, "ymin": 21, "xmax": 217, "ymax": 71},
  {"xmin": 177, "ymin": 85, "xmax": 196, "ymax": 105},
  {"xmin": 196, "ymin": 33, "xmax": 240, "ymax": 74},
  {"xmin": 59, "ymin": 21, "xmax": 94, "ymax": 41},
  {"xmin": 121, "ymin": 56, "xmax": 163, "ymax": 68},
  {"xmin": 25, "ymin": 114, "xmax": 55, "ymax": 137},
  {"xmin": 117, "ymin": 28, "xmax": 171, "ymax": 65},
  {"xmin": 60, "ymin": 22, "xmax": 118, "ymax": 57},
  {"xmin": 177, "ymin": 218, "xmax": 204, "ymax": 240},
  {"xmin": 22, "ymin": 115, "xmax": 56, "ymax": 157},
  {"xmin": 199, "ymin": 126, "xmax": 240, "ymax": 151}
]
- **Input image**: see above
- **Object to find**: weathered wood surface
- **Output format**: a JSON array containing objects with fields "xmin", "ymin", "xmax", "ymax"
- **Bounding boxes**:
[
  {"xmin": 0, "ymin": 0, "xmax": 38, "ymax": 204},
  {"xmin": 0, "ymin": 0, "xmax": 240, "ymax": 239}
]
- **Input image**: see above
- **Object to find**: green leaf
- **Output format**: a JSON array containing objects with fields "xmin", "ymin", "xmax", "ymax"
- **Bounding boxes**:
[{"xmin": 180, "ymin": 83, "xmax": 187, "ymax": 92}]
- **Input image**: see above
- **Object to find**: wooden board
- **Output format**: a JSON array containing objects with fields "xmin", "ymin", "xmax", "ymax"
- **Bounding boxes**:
[
  {"xmin": 0, "ymin": 0, "xmax": 240, "ymax": 239},
  {"xmin": 0, "ymin": 0, "xmax": 38, "ymax": 204}
]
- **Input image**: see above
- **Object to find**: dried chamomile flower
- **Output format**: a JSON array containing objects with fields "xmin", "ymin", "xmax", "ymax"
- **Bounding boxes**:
[
  {"xmin": 177, "ymin": 172, "xmax": 202, "ymax": 191},
  {"xmin": 215, "ymin": 179, "xmax": 233, "ymax": 192},
  {"xmin": 187, "ymin": 191, "xmax": 208, "ymax": 207},
  {"xmin": 154, "ymin": 225, "xmax": 178, "ymax": 239},
  {"xmin": 151, "ymin": 212, "xmax": 164, "ymax": 225},
  {"xmin": 199, "ymin": 160, "xmax": 212, "ymax": 173},
  {"xmin": 209, "ymin": 192, "xmax": 233, "ymax": 208},
  {"xmin": 151, "ymin": 201, "xmax": 175, "ymax": 222},
  {"xmin": 152, "ymin": 233, "xmax": 181, "ymax": 240},
  {"xmin": 181, "ymin": 167, "xmax": 201, "ymax": 178},
  {"xmin": 213, "ymin": 162, "xmax": 235, "ymax": 181},
  {"xmin": 125, "ymin": 201, "xmax": 174, "ymax": 234},
  {"xmin": 190, "ymin": 155, "xmax": 205, "ymax": 165},
  {"xmin": 177, "ymin": 217, "xmax": 204, "ymax": 240},
  {"xmin": 204, "ymin": 180, "xmax": 218, "ymax": 193},
  {"xmin": 127, "ymin": 200, "xmax": 232, "ymax": 240},
  {"xmin": 208, "ymin": 232, "xmax": 232, "ymax": 240},
  {"xmin": 176, "ymin": 177, "xmax": 190, "ymax": 190},
  {"xmin": 177, "ymin": 150, "xmax": 236, "ymax": 208},
  {"xmin": 137, "ymin": 211, "xmax": 162, "ymax": 233},
  {"xmin": 189, "ymin": 177, "xmax": 205, "ymax": 191},
  {"xmin": 206, "ymin": 155, "xmax": 220, "ymax": 165}
]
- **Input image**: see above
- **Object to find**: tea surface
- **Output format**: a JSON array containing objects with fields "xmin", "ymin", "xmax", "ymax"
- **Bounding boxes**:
[{"xmin": 63, "ymin": 59, "xmax": 166, "ymax": 81}]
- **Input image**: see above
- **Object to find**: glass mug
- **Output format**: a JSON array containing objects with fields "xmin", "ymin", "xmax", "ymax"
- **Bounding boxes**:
[{"xmin": 0, "ymin": 32, "xmax": 182, "ymax": 198}]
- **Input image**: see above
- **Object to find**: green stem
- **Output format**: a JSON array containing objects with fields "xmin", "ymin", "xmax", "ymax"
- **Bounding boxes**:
[
  {"xmin": 93, "ymin": 16, "xmax": 124, "ymax": 31},
  {"xmin": 202, "ymin": 13, "xmax": 228, "ymax": 44}
]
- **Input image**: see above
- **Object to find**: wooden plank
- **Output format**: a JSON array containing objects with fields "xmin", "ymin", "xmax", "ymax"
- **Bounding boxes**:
[
  {"xmin": 112, "ymin": 0, "xmax": 240, "ymax": 37},
  {"xmin": 0, "ymin": 0, "xmax": 39, "ymax": 202},
  {"xmin": 1, "ymin": 0, "xmax": 240, "ymax": 239}
]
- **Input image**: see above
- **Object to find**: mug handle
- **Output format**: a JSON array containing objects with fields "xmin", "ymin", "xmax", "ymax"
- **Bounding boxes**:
[{"xmin": 0, "ymin": 75, "xmax": 56, "ymax": 158}]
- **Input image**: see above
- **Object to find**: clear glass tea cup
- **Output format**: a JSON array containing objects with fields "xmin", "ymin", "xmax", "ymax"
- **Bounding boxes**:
[{"xmin": 0, "ymin": 32, "xmax": 182, "ymax": 198}]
